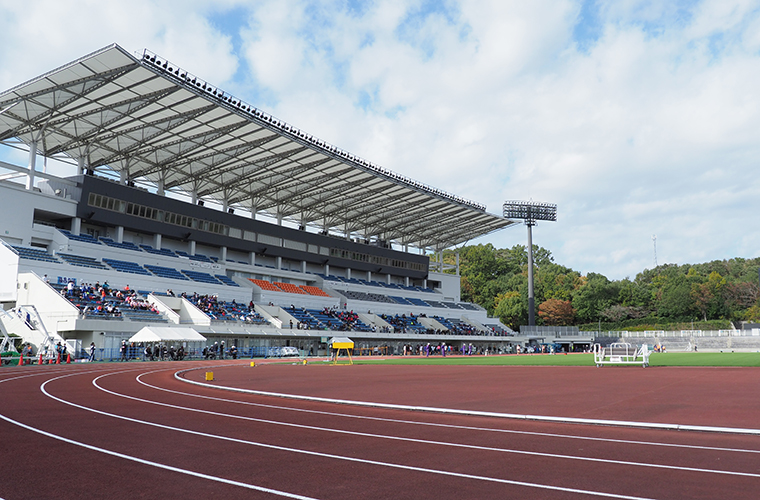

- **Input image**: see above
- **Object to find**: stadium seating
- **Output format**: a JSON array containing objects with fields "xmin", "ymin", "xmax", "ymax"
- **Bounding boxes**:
[
  {"xmin": 389, "ymin": 296, "xmax": 413, "ymax": 305},
  {"xmin": 58, "ymin": 229, "xmax": 102, "ymax": 245},
  {"xmin": 103, "ymin": 258, "xmax": 152, "ymax": 276},
  {"xmin": 57, "ymin": 253, "xmax": 108, "ymax": 269},
  {"xmin": 286, "ymin": 307, "xmax": 324, "ymax": 329},
  {"xmin": 250, "ymin": 278, "xmax": 283, "ymax": 292},
  {"xmin": 273, "ymin": 282, "xmax": 308, "ymax": 294},
  {"xmin": 300, "ymin": 285, "xmax": 330, "ymax": 297},
  {"xmin": 100, "ymin": 237, "xmax": 143, "ymax": 252},
  {"xmin": 407, "ymin": 297, "xmax": 430, "ymax": 307},
  {"xmin": 144, "ymin": 265, "xmax": 189, "ymax": 281},
  {"xmin": 139, "ymin": 244, "xmax": 178, "ymax": 258},
  {"xmin": 12, "ymin": 246, "xmax": 61, "ymax": 264},
  {"xmin": 214, "ymin": 274, "xmax": 240, "ymax": 287},
  {"xmin": 381, "ymin": 314, "xmax": 426, "ymax": 333},
  {"xmin": 182, "ymin": 269, "xmax": 223, "ymax": 285},
  {"xmin": 175, "ymin": 250, "xmax": 214, "ymax": 263}
]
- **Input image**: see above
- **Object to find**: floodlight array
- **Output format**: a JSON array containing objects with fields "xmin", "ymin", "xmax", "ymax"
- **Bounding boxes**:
[
  {"xmin": 140, "ymin": 49, "xmax": 486, "ymax": 212},
  {"xmin": 503, "ymin": 201, "xmax": 557, "ymax": 224}
]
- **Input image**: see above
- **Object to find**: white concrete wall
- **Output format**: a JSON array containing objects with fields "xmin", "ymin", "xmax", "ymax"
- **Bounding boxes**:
[
  {"xmin": 149, "ymin": 295, "xmax": 211, "ymax": 326},
  {"xmin": 16, "ymin": 272, "xmax": 79, "ymax": 321},
  {"xmin": 0, "ymin": 179, "xmax": 77, "ymax": 247},
  {"xmin": 428, "ymin": 271, "xmax": 461, "ymax": 302},
  {"xmin": 0, "ymin": 242, "xmax": 19, "ymax": 302}
]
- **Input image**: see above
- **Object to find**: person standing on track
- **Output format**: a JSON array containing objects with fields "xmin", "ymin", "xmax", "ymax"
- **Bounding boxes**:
[
  {"xmin": 88, "ymin": 342, "xmax": 96, "ymax": 362},
  {"xmin": 119, "ymin": 340, "xmax": 128, "ymax": 361}
]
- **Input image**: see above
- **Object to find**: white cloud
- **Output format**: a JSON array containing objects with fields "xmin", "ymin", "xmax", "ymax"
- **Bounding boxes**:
[{"xmin": 2, "ymin": 0, "xmax": 760, "ymax": 281}]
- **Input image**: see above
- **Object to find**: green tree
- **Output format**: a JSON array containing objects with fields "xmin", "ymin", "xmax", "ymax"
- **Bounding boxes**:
[
  {"xmin": 691, "ymin": 271, "xmax": 727, "ymax": 321},
  {"xmin": 494, "ymin": 291, "xmax": 526, "ymax": 330},
  {"xmin": 572, "ymin": 272, "xmax": 620, "ymax": 323}
]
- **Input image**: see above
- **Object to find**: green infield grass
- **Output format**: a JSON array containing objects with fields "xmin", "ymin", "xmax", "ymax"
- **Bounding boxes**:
[{"xmin": 350, "ymin": 352, "xmax": 760, "ymax": 367}]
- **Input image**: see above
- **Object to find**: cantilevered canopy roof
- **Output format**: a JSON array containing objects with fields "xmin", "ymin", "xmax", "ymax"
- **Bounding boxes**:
[{"xmin": 0, "ymin": 43, "xmax": 514, "ymax": 250}]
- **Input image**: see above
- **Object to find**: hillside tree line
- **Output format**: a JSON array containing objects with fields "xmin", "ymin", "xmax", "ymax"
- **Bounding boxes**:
[{"xmin": 434, "ymin": 244, "xmax": 760, "ymax": 331}]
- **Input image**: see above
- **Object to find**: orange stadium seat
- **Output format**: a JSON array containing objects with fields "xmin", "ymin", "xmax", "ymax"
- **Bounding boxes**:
[
  {"xmin": 249, "ymin": 279, "xmax": 283, "ymax": 292},
  {"xmin": 273, "ymin": 282, "xmax": 308, "ymax": 294},
  {"xmin": 299, "ymin": 285, "xmax": 330, "ymax": 297}
]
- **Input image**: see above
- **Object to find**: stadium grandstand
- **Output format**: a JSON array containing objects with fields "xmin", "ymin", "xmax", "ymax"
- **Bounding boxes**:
[{"xmin": 0, "ymin": 43, "xmax": 583, "ymax": 360}]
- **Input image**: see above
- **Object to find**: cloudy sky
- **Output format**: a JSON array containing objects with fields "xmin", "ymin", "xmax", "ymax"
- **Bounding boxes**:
[{"xmin": 1, "ymin": 0, "xmax": 759, "ymax": 280}]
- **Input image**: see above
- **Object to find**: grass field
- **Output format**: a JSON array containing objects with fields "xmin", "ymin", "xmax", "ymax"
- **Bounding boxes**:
[{"xmin": 351, "ymin": 352, "xmax": 760, "ymax": 367}]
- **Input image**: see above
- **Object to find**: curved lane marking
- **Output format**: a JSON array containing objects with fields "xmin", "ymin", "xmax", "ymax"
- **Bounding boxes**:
[
  {"xmin": 0, "ymin": 369, "xmax": 318, "ymax": 500},
  {"xmin": 175, "ymin": 366, "xmax": 760, "ymax": 436},
  {"xmin": 88, "ymin": 371, "xmax": 760, "ymax": 480},
  {"xmin": 136, "ymin": 370, "xmax": 760, "ymax": 456},
  {"xmin": 38, "ymin": 369, "xmax": 657, "ymax": 500}
]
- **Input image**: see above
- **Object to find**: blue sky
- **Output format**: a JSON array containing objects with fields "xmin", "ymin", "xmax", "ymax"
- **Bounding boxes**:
[{"xmin": 1, "ymin": 0, "xmax": 760, "ymax": 280}]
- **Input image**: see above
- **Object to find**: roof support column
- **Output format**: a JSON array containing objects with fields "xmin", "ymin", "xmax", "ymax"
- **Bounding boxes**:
[
  {"xmin": 222, "ymin": 198, "xmax": 228, "ymax": 213},
  {"xmin": 301, "ymin": 260, "xmax": 306, "ymax": 273},
  {"xmin": 220, "ymin": 246, "xmax": 227, "ymax": 262},
  {"xmin": 439, "ymin": 250, "xmax": 444, "ymax": 273},
  {"xmin": 346, "ymin": 268, "xmax": 351, "ymax": 280},
  {"xmin": 386, "ymin": 274, "xmax": 391, "ymax": 285},
  {"xmin": 404, "ymin": 276, "xmax": 410, "ymax": 287},
  {"xmin": 250, "ymin": 201, "xmax": 257, "ymax": 220},
  {"xmin": 26, "ymin": 140, "xmax": 36, "ymax": 190},
  {"xmin": 367, "ymin": 271, "xmax": 372, "ymax": 282},
  {"xmin": 276, "ymin": 212, "xmax": 283, "ymax": 226},
  {"xmin": 115, "ymin": 226, "xmax": 124, "ymax": 244},
  {"xmin": 324, "ymin": 263, "xmax": 330, "ymax": 276},
  {"xmin": 154, "ymin": 233, "xmax": 162, "ymax": 250},
  {"xmin": 119, "ymin": 158, "xmax": 130, "ymax": 185},
  {"xmin": 77, "ymin": 157, "xmax": 85, "ymax": 176},
  {"xmin": 156, "ymin": 178, "xmax": 165, "ymax": 196},
  {"xmin": 189, "ymin": 240, "xmax": 196, "ymax": 256},
  {"xmin": 191, "ymin": 190, "xmax": 197, "ymax": 205},
  {"xmin": 456, "ymin": 251, "xmax": 460, "ymax": 276},
  {"xmin": 276, "ymin": 256, "xmax": 282, "ymax": 270},
  {"xmin": 71, "ymin": 217, "xmax": 81, "ymax": 236},
  {"xmin": 249, "ymin": 251, "xmax": 256, "ymax": 266}
]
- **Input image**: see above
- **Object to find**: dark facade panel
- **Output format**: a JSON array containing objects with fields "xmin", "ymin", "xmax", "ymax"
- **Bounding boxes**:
[{"xmin": 75, "ymin": 175, "xmax": 429, "ymax": 279}]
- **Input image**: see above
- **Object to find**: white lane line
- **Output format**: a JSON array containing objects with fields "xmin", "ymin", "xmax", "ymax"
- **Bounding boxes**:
[
  {"xmin": 41, "ymin": 371, "xmax": 658, "ymax": 500},
  {"xmin": 175, "ymin": 366, "xmax": 760, "ymax": 436},
  {"xmin": 0, "ymin": 370, "xmax": 318, "ymax": 500},
  {"xmin": 137, "ymin": 371, "xmax": 760, "ymax": 456},
  {"xmin": 0, "ymin": 412, "xmax": 319, "ymax": 499},
  {"xmin": 90, "ymin": 372, "xmax": 760, "ymax": 479}
]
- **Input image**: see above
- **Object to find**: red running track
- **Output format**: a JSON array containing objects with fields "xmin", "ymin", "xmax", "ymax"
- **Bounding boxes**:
[{"xmin": 1, "ymin": 360, "xmax": 760, "ymax": 499}]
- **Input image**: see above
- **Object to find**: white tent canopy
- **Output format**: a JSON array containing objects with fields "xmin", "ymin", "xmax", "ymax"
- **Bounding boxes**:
[{"xmin": 129, "ymin": 326, "xmax": 206, "ymax": 343}]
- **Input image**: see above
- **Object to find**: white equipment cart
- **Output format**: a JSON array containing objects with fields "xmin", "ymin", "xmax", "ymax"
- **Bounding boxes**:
[{"xmin": 593, "ymin": 342, "xmax": 650, "ymax": 368}]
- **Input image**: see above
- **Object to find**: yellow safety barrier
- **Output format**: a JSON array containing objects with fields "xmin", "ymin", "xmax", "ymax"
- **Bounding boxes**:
[{"xmin": 205, "ymin": 372, "xmax": 214, "ymax": 381}]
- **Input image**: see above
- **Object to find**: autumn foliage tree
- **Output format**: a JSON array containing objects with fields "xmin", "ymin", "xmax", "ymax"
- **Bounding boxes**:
[{"xmin": 538, "ymin": 299, "xmax": 575, "ymax": 325}]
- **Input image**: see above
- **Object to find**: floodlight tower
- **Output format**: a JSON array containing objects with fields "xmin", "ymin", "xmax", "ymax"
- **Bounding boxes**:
[{"xmin": 503, "ymin": 200, "xmax": 557, "ymax": 326}]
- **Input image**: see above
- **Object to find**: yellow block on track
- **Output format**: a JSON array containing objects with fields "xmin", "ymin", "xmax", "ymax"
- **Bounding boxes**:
[{"xmin": 205, "ymin": 372, "xmax": 214, "ymax": 381}]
